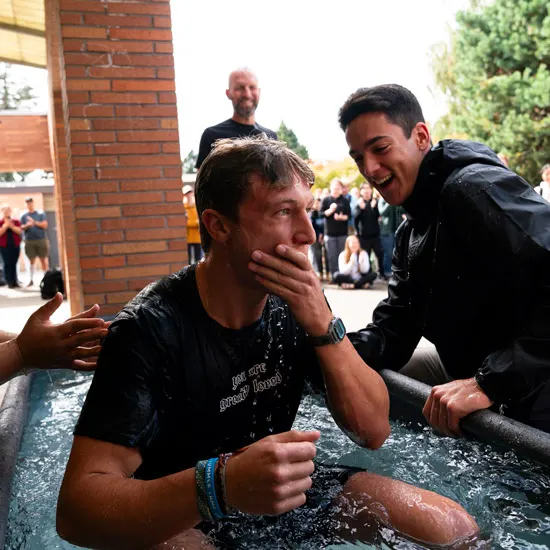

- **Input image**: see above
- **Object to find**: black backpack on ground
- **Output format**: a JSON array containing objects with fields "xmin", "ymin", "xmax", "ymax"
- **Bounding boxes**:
[{"xmin": 40, "ymin": 269, "xmax": 65, "ymax": 300}]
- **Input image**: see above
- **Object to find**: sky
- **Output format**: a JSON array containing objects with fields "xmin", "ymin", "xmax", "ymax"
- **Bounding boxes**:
[
  {"xmin": 8, "ymin": 0, "xmax": 472, "ymax": 163},
  {"xmin": 171, "ymin": 0, "xmax": 471, "ymax": 162}
]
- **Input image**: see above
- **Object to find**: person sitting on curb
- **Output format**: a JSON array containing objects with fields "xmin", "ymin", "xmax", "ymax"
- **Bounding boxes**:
[
  {"xmin": 57, "ymin": 136, "xmax": 478, "ymax": 550},
  {"xmin": 333, "ymin": 235, "xmax": 376, "ymax": 290},
  {"xmin": 0, "ymin": 293, "xmax": 108, "ymax": 384}
]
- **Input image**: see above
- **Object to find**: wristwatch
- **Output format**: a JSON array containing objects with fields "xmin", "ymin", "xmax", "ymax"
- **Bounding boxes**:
[{"xmin": 307, "ymin": 317, "xmax": 346, "ymax": 347}]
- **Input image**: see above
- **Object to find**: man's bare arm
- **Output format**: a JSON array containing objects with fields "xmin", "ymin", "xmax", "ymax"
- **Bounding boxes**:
[
  {"xmin": 57, "ymin": 437, "xmax": 201, "ymax": 550},
  {"xmin": 249, "ymin": 245, "xmax": 391, "ymax": 449}
]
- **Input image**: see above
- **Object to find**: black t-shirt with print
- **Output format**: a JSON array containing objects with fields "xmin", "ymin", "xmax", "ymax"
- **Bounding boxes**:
[{"xmin": 75, "ymin": 265, "xmax": 324, "ymax": 480}]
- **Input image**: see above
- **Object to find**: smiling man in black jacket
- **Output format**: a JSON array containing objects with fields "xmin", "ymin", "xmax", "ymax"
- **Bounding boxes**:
[{"xmin": 341, "ymin": 84, "xmax": 550, "ymax": 437}]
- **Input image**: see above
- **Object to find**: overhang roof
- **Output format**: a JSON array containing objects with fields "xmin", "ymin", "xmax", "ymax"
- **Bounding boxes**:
[{"xmin": 0, "ymin": 0, "xmax": 46, "ymax": 68}]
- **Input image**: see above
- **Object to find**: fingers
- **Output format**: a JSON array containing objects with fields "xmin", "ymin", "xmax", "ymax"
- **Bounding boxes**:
[
  {"xmin": 67, "ymin": 327, "xmax": 109, "ymax": 347},
  {"xmin": 271, "ymin": 430, "xmax": 321, "ymax": 444},
  {"xmin": 71, "ymin": 359, "xmax": 98, "ymax": 371},
  {"xmin": 271, "ymin": 493, "xmax": 307, "ymax": 516},
  {"xmin": 35, "ymin": 292, "xmax": 63, "ymax": 319},
  {"xmin": 251, "ymin": 249, "xmax": 310, "ymax": 279},
  {"xmin": 58, "ymin": 318, "xmax": 105, "ymax": 337},
  {"xmin": 70, "ymin": 345, "xmax": 102, "ymax": 359},
  {"xmin": 274, "ymin": 245, "xmax": 311, "ymax": 270},
  {"xmin": 68, "ymin": 304, "xmax": 100, "ymax": 321},
  {"xmin": 280, "ymin": 460, "xmax": 315, "ymax": 482}
]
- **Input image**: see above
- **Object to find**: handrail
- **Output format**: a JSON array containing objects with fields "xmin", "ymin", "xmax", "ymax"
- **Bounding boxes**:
[{"xmin": 380, "ymin": 369, "xmax": 550, "ymax": 467}]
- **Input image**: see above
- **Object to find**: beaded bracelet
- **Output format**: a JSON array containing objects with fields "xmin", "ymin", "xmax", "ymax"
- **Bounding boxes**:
[
  {"xmin": 205, "ymin": 458, "xmax": 225, "ymax": 519},
  {"xmin": 195, "ymin": 459, "xmax": 213, "ymax": 521}
]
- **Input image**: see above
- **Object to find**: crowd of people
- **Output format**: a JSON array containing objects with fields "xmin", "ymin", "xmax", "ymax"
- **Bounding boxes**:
[
  {"xmin": 308, "ymin": 179, "xmax": 404, "ymax": 288},
  {"xmin": 0, "ymin": 196, "xmax": 50, "ymax": 289},
  {"xmin": 2, "ymin": 68, "xmax": 550, "ymax": 550}
]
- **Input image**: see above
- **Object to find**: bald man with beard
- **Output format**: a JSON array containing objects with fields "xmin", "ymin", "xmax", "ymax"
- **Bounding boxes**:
[{"xmin": 195, "ymin": 67, "xmax": 277, "ymax": 169}]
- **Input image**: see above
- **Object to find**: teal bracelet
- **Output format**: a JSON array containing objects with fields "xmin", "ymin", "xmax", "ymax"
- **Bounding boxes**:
[
  {"xmin": 205, "ymin": 458, "xmax": 225, "ymax": 519},
  {"xmin": 195, "ymin": 460, "xmax": 213, "ymax": 521}
]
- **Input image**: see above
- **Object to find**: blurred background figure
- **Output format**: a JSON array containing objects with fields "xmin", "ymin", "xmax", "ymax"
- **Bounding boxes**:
[
  {"xmin": 321, "ymin": 178, "xmax": 351, "ymax": 279},
  {"xmin": 0, "ymin": 204, "xmax": 23, "ymax": 289},
  {"xmin": 309, "ymin": 191, "xmax": 325, "ymax": 280},
  {"xmin": 332, "ymin": 235, "xmax": 376, "ymax": 289},
  {"xmin": 378, "ymin": 197, "xmax": 406, "ymax": 279},
  {"xmin": 535, "ymin": 163, "xmax": 550, "ymax": 202},
  {"xmin": 182, "ymin": 185, "xmax": 203, "ymax": 264},
  {"xmin": 20, "ymin": 197, "xmax": 49, "ymax": 287},
  {"xmin": 354, "ymin": 183, "xmax": 385, "ymax": 280}
]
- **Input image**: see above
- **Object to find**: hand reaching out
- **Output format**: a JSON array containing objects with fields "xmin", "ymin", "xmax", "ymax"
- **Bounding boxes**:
[{"xmin": 15, "ymin": 293, "xmax": 109, "ymax": 372}]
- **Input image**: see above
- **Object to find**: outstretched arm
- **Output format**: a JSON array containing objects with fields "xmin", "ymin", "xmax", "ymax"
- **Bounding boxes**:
[{"xmin": 249, "ymin": 245, "xmax": 390, "ymax": 449}]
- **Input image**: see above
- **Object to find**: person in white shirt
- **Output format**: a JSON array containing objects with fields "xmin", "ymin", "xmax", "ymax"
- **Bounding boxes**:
[
  {"xmin": 534, "ymin": 163, "xmax": 550, "ymax": 202},
  {"xmin": 333, "ymin": 235, "xmax": 376, "ymax": 289}
]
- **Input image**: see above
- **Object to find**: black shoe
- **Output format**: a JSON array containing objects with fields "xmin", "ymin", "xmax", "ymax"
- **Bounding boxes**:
[{"xmin": 8, "ymin": 283, "xmax": 20, "ymax": 289}]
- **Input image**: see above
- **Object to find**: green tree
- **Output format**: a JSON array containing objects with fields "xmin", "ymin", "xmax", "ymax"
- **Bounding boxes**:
[
  {"xmin": 277, "ymin": 122, "xmax": 309, "ymax": 160},
  {"xmin": 182, "ymin": 150, "xmax": 197, "ymax": 174},
  {"xmin": 0, "ymin": 63, "xmax": 37, "ymax": 182},
  {"xmin": 431, "ymin": 0, "xmax": 550, "ymax": 184}
]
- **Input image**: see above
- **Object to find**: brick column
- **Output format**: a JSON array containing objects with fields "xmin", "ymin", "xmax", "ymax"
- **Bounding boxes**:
[{"xmin": 48, "ymin": 0, "xmax": 186, "ymax": 317}]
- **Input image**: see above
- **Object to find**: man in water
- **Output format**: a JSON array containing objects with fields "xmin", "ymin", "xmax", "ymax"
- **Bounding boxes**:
[
  {"xmin": 57, "ymin": 137, "xmax": 478, "ymax": 549},
  {"xmin": 195, "ymin": 67, "xmax": 277, "ymax": 169},
  {"xmin": 341, "ymin": 84, "xmax": 550, "ymax": 436}
]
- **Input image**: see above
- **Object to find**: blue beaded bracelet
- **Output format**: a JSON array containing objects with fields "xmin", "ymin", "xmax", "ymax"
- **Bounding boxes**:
[
  {"xmin": 205, "ymin": 458, "xmax": 225, "ymax": 519},
  {"xmin": 195, "ymin": 459, "xmax": 213, "ymax": 521}
]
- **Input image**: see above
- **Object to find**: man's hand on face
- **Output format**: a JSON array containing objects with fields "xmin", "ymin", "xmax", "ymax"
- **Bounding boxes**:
[
  {"xmin": 225, "ymin": 430, "xmax": 319, "ymax": 516},
  {"xmin": 248, "ymin": 245, "xmax": 333, "ymax": 336},
  {"xmin": 422, "ymin": 378, "xmax": 493, "ymax": 437},
  {"xmin": 15, "ymin": 293, "xmax": 109, "ymax": 372}
]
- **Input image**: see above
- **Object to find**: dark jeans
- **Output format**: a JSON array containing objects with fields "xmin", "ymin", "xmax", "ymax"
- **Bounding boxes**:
[
  {"xmin": 325, "ymin": 235, "xmax": 347, "ymax": 276},
  {"xmin": 310, "ymin": 241, "xmax": 324, "ymax": 275},
  {"xmin": 0, "ymin": 245, "xmax": 20, "ymax": 285},
  {"xmin": 380, "ymin": 234, "xmax": 395, "ymax": 277},
  {"xmin": 188, "ymin": 243, "xmax": 204, "ymax": 264},
  {"xmin": 333, "ymin": 271, "xmax": 376, "ymax": 289},
  {"xmin": 359, "ymin": 236, "xmax": 384, "ymax": 277}
]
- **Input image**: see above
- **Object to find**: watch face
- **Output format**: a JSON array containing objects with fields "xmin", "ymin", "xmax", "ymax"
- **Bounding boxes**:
[{"xmin": 332, "ymin": 318, "xmax": 346, "ymax": 341}]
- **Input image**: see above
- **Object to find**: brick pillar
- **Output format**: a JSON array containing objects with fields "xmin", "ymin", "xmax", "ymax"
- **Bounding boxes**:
[{"xmin": 47, "ymin": 0, "xmax": 186, "ymax": 317}]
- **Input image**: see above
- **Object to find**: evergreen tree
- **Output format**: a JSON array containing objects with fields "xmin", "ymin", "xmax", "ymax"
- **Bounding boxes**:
[
  {"xmin": 277, "ymin": 122, "xmax": 309, "ymax": 160},
  {"xmin": 431, "ymin": 0, "xmax": 550, "ymax": 184},
  {"xmin": 182, "ymin": 150, "xmax": 198, "ymax": 174}
]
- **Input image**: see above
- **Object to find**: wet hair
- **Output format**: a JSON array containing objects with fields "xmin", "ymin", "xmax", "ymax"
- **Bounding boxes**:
[
  {"xmin": 338, "ymin": 84, "xmax": 425, "ymax": 137},
  {"xmin": 195, "ymin": 135, "xmax": 315, "ymax": 252}
]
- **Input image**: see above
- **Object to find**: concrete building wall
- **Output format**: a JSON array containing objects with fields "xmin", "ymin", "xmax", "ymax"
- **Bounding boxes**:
[{"xmin": 46, "ymin": 0, "xmax": 186, "ymax": 316}]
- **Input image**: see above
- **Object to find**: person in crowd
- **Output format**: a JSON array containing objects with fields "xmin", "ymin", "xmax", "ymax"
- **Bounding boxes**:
[
  {"xmin": 340, "ymin": 83, "xmax": 550, "ymax": 436},
  {"xmin": 320, "ymin": 178, "xmax": 351, "ymax": 279},
  {"xmin": 0, "ymin": 293, "xmax": 108, "ymax": 384},
  {"xmin": 0, "ymin": 204, "xmax": 23, "ymax": 289},
  {"xmin": 347, "ymin": 184, "xmax": 360, "ymax": 232},
  {"xmin": 354, "ymin": 183, "xmax": 385, "ymax": 280},
  {"xmin": 56, "ymin": 137, "xmax": 478, "ymax": 550},
  {"xmin": 333, "ymin": 235, "xmax": 376, "ymax": 290},
  {"xmin": 308, "ymin": 193, "xmax": 325, "ymax": 279},
  {"xmin": 182, "ymin": 185, "xmax": 204, "ymax": 264},
  {"xmin": 195, "ymin": 68, "xmax": 277, "ymax": 169},
  {"xmin": 378, "ymin": 196, "xmax": 405, "ymax": 278},
  {"xmin": 20, "ymin": 197, "xmax": 49, "ymax": 287},
  {"xmin": 534, "ymin": 163, "xmax": 550, "ymax": 202}
]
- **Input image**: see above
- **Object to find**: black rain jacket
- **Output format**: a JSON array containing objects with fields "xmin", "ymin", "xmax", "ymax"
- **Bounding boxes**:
[{"xmin": 349, "ymin": 140, "xmax": 550, "ymax": 426}]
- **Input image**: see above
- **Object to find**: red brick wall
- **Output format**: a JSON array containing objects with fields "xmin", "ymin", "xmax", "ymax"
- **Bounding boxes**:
[{"xmin": 53, "ymin": 0, "xmax": 186, "ymax": 316}]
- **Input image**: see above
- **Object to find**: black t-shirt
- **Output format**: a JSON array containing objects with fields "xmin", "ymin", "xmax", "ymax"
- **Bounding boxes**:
[
  {"xmin": 196, "ymin": 119, "xmax": 278, "ymax": 169},
  {"xmin": 75, "ymin": 265, "xmax": 324, "ymax": 480},
  {"xmin": 321, "ymin": 195, "xmax": 351, "ymax": 237}
]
